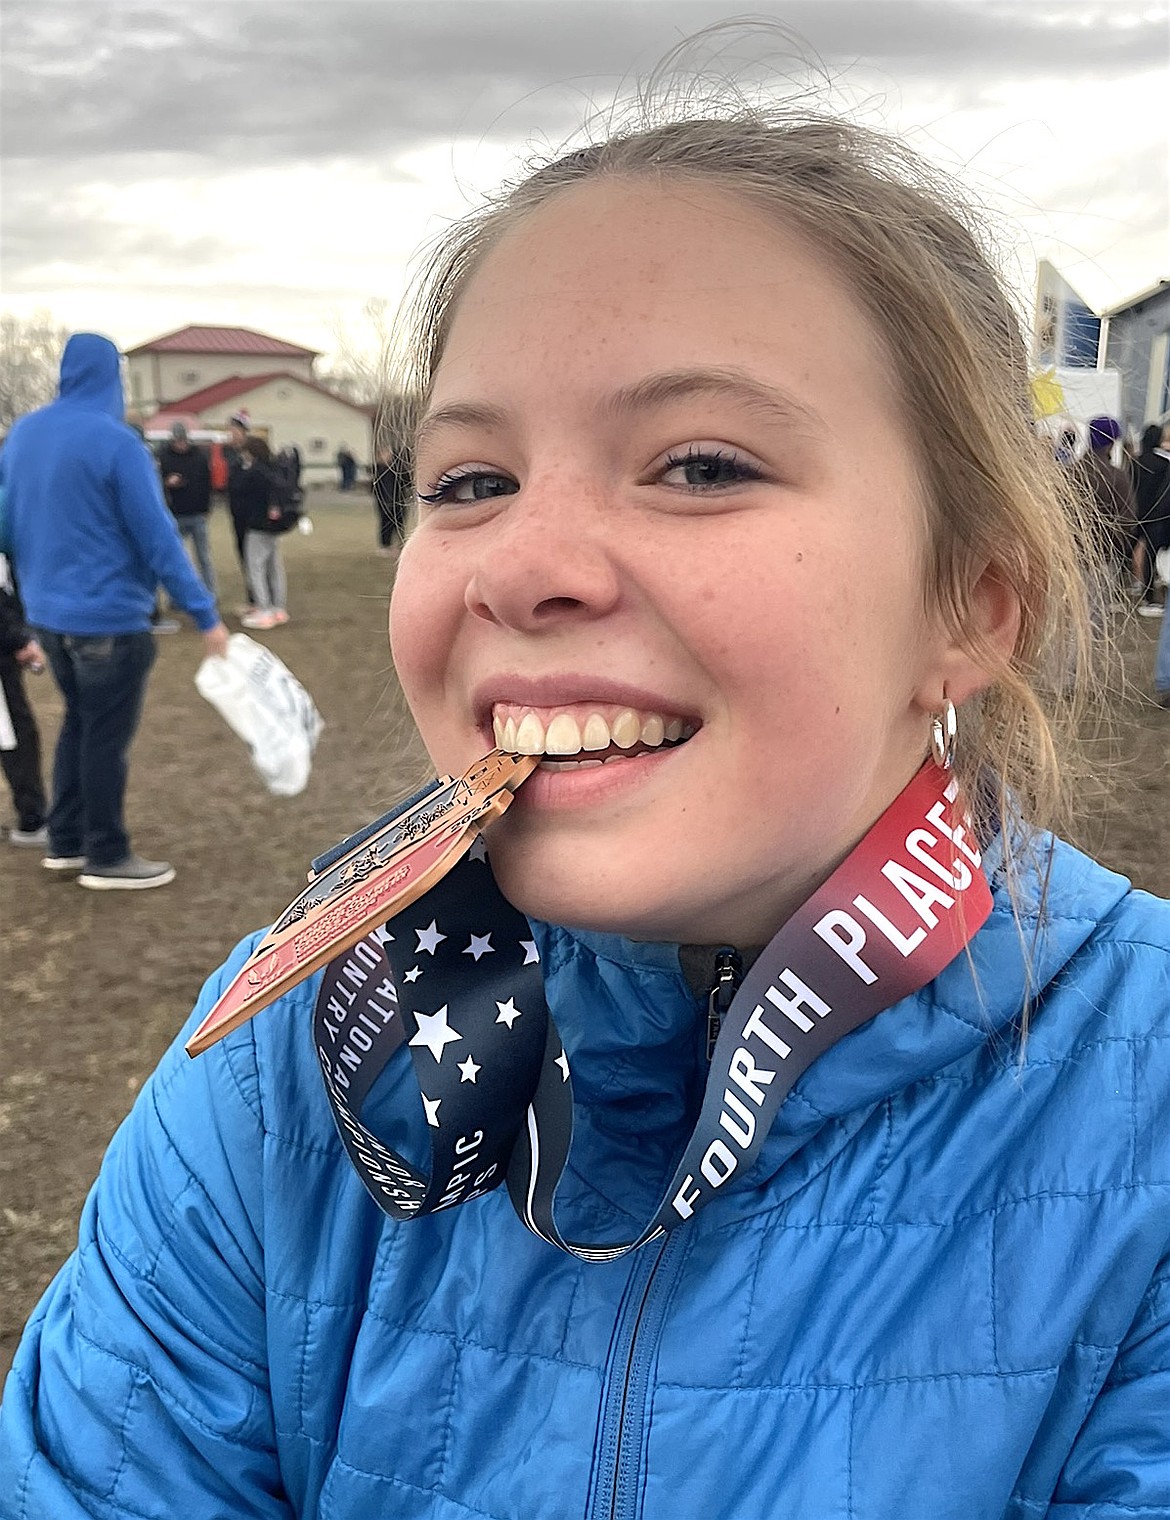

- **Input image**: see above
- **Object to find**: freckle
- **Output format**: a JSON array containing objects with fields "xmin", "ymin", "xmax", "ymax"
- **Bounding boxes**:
[{"xmin": 795, "ymin": 552, "xmax": 804, "ymax": 563}]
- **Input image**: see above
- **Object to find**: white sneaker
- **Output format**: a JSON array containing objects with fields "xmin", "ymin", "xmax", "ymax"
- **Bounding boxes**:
[
  {"xmin": 8, "ymin": 825, "xmax": 49, "ymax": 847},
  {"xmin": 43, "ymin": 854, "xmax": 87, "ymax": 872},
  {"xmin": 77, "ymin": 854, "xmax": 175, "ymax": 891},
  {"xmin": 1137, "ymin": 603, "xmax": 1164, "ymax": 619},
  {"xmin": 241, "ymin": 610, "xmax": 278, "ymax": 630}
]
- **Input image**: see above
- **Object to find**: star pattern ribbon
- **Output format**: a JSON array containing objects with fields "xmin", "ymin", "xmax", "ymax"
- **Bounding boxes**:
[
  {"xmin": 313, "ymin": 835, "xmax": 550, "ymax": 1218},
  {"xmin": 314, "ymin": 760, "xmax": 993, "ymax": 1261}
]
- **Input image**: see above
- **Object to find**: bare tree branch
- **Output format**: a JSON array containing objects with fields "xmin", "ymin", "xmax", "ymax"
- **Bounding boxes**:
[{"xmin": 0, "ymin": 310, "xmax": 69, "ymax": 430}]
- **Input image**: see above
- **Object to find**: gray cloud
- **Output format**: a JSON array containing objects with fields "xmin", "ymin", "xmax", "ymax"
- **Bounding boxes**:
[
  {"xmin": 0, "ymin": 152, "xmax": 241, "ymax": 289},
  {"xmin": 1, "ymin": 0, "xmax": 1163, "ymax": 339},
  {"xmin": 2, "ymin": 1, "xmax": 1165, "ymax": 165}
]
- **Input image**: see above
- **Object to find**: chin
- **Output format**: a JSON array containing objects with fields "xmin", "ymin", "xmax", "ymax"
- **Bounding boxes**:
[
  {"xmin": 487, "ymin": 842, "xmax": 661, "ymax": 941},
  {"xmin": 487, "ymin": 839, "xmax": 728, "ymax": 946}
]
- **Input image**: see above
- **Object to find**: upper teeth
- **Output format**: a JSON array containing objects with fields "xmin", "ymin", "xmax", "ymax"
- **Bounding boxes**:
[{"xmin": 492, "ymin": 707, "xmax": 688, "ymax": 756}]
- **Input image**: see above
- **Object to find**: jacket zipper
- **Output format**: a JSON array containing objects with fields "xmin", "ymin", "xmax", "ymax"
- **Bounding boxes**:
[
  {"xmin": 705, "ymin": 948, "xmax": 743, "ymax": 1061},
  {"xmin": 588, "ymin": 955, "xmax": 737, "ymax": 1519},
  {"xmin": 591, "ymin": 1229, "xmax": 687, "ymax": 1520}
]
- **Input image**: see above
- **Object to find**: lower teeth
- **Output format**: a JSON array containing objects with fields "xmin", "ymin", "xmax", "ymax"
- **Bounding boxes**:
[{"xmin": 539, "ymin": 753, "xmax": 638, "ymax": 771}]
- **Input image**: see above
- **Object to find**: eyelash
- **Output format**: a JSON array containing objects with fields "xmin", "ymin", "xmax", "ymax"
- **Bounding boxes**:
[
  {"xmin": 416, "ymin": 446, "xmax": 765, "ymax": 507},
  {"xmin": 416, "ymin": 468, "xmax": 515, "ymax": 506},
  {"xmin": 660, "ymin": 446, "xmax": 764, "ymax": 491}
]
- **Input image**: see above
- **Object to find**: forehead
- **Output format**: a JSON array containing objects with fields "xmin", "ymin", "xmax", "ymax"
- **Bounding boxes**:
[{"xmin": 432, "ymin": 177, "xmax": 893, "ymax": 407}]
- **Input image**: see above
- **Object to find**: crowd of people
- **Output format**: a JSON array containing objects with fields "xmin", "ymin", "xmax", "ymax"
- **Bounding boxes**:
[
  {"xmin": 1057, "ymin": 413, "xmax": 1170, "ymax": 702},
  {"xmin": 147, "ymin": 411, "xmax": 306, "ymax": 631},
  {"xmin": 0, "ymin": 348, "xmax": 418, "ymax": 891},
  {"xmin": 0, "ymin": 335, "xmax": 227, "ymax": 889}
]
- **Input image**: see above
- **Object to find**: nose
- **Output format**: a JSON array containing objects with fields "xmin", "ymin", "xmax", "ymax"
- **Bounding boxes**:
[{"xmin": 464, "ymin": 485, "xmax": 622, "ymax": 633}]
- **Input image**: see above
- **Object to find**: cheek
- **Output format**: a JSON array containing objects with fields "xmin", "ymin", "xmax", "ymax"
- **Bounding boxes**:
[
  {"xmin": 687, "ymin": 521, "xmax": 924, "ymax": 739},
  {"xmin": 388, "ymin": 538, "xmax": 455, "ymax": 716},
  {"xmin": 387, "ymin": 560, "xmax": 421, "ymax": 683},
  {"xmin": 676, "ymin": 528, "xmax": 829, "ymax": 694}
]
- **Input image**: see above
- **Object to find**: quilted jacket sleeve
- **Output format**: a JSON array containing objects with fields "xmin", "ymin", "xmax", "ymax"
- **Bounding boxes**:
[
  {"xmin": 1046, "ymin": 1255, "xmax": 1170, "ymax": 1515},
  {"xmin": 0, "ymin": 936, "xmax": 292, "ymax": 1520}
]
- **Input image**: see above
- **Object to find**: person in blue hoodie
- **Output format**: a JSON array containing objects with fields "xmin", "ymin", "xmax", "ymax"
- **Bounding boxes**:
[
  {"xmin": 1, "ymin": 108, "xmax": 1168, "ymax": 1518},
  {"xmin": 0, "ymin": 333, "xmax": 228, "ymax": 890}
]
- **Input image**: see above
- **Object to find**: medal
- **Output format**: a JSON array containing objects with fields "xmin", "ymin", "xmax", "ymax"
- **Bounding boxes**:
[{"xmin": 185, "ymin": 750, "xmax": 538, "ymax": 1057}]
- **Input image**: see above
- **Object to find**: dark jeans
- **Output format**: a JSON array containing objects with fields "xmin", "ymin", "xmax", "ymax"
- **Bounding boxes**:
[
  {"xmin": 1136, "ymin": 529, "xmax": 1164, "ymax": 605},
  {"xmin": 229, "ymin": 502, "xmax": 257, "ymax": 604},
  {"xmin": 0, "ymin": 655, "xmax": 47, "ymax": 831},
  {"xmin": 376, "ymin": 499, "xmax": 403, "ymax": 548},
  {"xmin": 37, "ymin": 630, "xmax": 156, "ymax": 866},
  {"xmin": 174, "ymin": 511, "xmax": 217, "ymax": 597}
]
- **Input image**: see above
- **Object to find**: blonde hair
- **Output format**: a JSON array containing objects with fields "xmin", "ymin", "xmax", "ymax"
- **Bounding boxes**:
[{"xmin": 400, "ymin": 101, "xmax": 1104, "ymax": 859}]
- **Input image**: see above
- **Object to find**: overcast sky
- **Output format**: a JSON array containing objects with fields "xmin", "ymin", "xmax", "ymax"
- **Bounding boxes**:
[{"xmin": 2, "ymin": 0, "xmax": 1167, "ymax": 367}]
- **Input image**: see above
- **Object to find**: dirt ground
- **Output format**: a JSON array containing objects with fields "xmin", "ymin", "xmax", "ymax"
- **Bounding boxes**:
[{"xmin": 2, "ymin": 494, "xmax": 1168, "ymax": 1381}]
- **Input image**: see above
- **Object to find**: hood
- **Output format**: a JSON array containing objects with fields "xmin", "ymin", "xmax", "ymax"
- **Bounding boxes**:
[{"xmin": 57, "ymin": 333, "xmax": 125, "ymax": 419}]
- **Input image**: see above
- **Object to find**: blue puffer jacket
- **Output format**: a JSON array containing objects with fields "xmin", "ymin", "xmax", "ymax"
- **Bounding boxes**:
[{"xmin": 2, "ymin": 834, "xmax": 1169, "ymax": 1519}]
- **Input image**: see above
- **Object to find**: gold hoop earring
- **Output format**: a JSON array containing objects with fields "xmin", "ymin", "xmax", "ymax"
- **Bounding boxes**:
[{"xmin": 930, "ymin": 699, "xmax": 957, "ymax": 770}]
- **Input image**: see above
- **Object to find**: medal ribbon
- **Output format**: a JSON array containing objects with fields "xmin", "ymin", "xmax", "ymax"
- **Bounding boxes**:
[{"xmin": 313, "ymin": 761, "xmax": 992, "ymax": 1258}]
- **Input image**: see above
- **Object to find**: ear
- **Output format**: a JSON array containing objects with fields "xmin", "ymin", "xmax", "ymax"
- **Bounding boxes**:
[{"xmin": 916, "ymin": 561, "xmax": 1022, "ymax": 711}]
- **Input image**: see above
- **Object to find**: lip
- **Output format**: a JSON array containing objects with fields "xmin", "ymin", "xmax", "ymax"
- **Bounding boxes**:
[
  {"xmin": 512, "ymin": 741, "xmax": 689, "ymax": 812},
  {"xmin": 470, "ymin": 672, "xmax": 700, "ymax": 740}
]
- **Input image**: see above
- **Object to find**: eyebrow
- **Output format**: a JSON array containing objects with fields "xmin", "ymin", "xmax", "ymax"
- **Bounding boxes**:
[
  {"xmin": 415, "ymin": 366, "xmax": 827, "ymax": 452},
  {"xmin": 415, "ymin": 401, "xmax": 508, "ymax": 457},
  {"xmin": 601, "ymin": 367, "xmax": 827, "ymax": 437}
]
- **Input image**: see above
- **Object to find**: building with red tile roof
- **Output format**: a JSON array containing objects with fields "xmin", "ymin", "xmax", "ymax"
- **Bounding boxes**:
[
  {"xmin": 125, "ymin": 326, "xmax": 319, "ymax": 414},
  {"xmin": 125, "ymin": 325, "xmax": 319, "ymax": 359},
  {"xmin": 126, "ymin": 325, "xmax": 374, "ymax": 485}
]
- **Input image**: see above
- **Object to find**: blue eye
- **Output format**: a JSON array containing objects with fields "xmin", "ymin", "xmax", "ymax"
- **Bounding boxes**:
[
  {"xmin": 417, "ymin": 469, "xmax": 518, "ymax": 506},
  {"xmin": 660, "ymin": 448, "xmax": 763, "ymax": 490}
]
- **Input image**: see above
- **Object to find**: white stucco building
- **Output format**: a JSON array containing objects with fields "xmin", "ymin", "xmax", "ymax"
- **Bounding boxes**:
[{"xmin": 128, "ymin": 325, "xmax": 374, "ymax": 483}]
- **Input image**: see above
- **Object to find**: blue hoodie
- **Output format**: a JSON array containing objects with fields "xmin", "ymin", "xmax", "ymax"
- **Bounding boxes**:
[{"xmin": 0, "ymin": 333, "xmax": 218, "ymax": 634}]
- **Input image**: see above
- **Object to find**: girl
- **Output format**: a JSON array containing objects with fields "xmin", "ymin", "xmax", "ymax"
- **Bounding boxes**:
[
  {"xmin": 239, "ymin": 435, "xmax": 291, "ymax": 629},
  {"xmin": 2, "ymin": 101, "xmax": 1167, "ymax": 1519}
]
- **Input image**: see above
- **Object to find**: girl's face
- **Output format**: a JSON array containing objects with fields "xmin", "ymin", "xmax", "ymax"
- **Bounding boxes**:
[{"xmin": 391, "ymin": 179, "xmax": 992, "ymax": 946}]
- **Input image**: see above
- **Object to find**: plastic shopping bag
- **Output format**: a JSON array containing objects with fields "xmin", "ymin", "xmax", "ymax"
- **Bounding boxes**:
[
  {"xmin": 0, "ymin": 677, "xmax": 15, "ymax": 751},
  {"xmin": 195, "ymin": 634, "xmax": 324, "ymax": 797}
]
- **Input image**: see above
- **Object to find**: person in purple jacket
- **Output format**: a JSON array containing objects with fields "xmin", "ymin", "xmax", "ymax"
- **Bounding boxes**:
[{"xmin": 0, "ymin": 333, "xmax": 228, "ymax": 889}]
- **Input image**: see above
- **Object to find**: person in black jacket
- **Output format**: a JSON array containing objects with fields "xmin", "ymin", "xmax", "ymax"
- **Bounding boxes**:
[
  {"xmin": 372, "ymin": 443, "xmax": 411, "ymax": 553},
  {"xmin": 225, "ymin": 414, "xmax": 258, "ymax": 611},
  {"xmin": 158, "ymin": 423, "xmax": 216, "ymax": 595},
  {"xmin": 1073, "ymin": 415, "xmax": 1138, "ymax": 593},
  {"xmin": 0, "ymin": 559, "xmax": 48, "ymax": 847},
  {"xmin": 336, "ymin": 444, "xmax": 357, "ymax": 491},
  {"xmin": 1131, "ymin": 422, "xmax": 1170, "ymax": 614},
  {"xmin": 238, "ymin": 437, "xmax": 290, "ymax": 630}
]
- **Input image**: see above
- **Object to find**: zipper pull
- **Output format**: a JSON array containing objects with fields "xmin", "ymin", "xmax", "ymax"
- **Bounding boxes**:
[{"xmin": 705, "ymin": 948, "xmax": 742, "ymax": 1061}]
